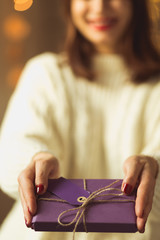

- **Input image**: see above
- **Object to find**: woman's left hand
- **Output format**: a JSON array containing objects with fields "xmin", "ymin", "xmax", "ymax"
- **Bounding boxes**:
[{"xmin": 122, "ymin": 155, "xmax": 159, "ymax": 233}]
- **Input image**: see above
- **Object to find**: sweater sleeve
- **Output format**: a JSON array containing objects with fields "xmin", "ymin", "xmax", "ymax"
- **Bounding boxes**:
[
  {"xmin": 141, "ymin": 82, "xmax": 160, "ymax": 222},
  {"xmin": 0, "ymin": 54, "xmax": 68, "ymax": 199}
]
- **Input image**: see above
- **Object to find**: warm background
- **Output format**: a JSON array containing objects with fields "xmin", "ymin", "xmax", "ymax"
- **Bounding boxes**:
[
  {"xmin": 0, "ymin": 0, "xmax": 65, "ymax": 226},
  {"xmin": 1, "ymin": 0, "xmax": 160, "ymax": 230}
]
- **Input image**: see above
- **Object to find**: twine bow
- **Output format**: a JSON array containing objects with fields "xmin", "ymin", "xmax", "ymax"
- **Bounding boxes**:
[{"xmin": 39, "ymin": 180, "xmax": 135, "ymax": 240}]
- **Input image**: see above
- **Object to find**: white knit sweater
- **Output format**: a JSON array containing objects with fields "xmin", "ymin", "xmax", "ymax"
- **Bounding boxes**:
[{"xmin": 0, "ymin": 53, "xmax": 160, "ymax": 240}]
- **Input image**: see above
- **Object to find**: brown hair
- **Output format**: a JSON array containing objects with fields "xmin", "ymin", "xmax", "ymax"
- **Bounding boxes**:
[{"xmin": 63, "ymin": 0, "xmax": 160, "ymax": 83}]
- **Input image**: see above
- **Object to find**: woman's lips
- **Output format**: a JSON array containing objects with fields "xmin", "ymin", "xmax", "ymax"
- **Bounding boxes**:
[{"xmin": 88, "ymin": 18, "xmax": 118, "ymax": 31}]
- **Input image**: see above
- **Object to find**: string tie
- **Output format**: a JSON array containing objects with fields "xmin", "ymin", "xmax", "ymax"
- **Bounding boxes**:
[{"xmin": 39, "ymin": 179, "xmax": 135, "ymax": 240}]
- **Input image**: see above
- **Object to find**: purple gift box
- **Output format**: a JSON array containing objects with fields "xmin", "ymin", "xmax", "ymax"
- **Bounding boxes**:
[{"xmin": 32, "ymin": 178, "xmax": 137, "ymax": 233}]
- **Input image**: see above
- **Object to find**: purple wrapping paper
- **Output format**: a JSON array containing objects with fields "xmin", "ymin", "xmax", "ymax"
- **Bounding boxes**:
[{"xmin": 32, "ymin": 178, "xmax": 137, "ymax": 233}]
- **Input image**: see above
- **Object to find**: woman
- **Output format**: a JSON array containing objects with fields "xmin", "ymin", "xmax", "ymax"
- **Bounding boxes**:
[{"xmin": 0, "ymin": 0, "xmax": 160, "ymax": 239}]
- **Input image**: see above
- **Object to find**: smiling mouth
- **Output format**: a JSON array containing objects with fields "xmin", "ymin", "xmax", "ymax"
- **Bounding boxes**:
[{"xmin": 88, "ymin": 18, "xmax": 118, "ymax": 31}]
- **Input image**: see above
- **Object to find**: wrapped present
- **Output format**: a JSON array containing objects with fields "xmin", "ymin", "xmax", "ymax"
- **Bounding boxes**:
[{"xmin": 32, "ymin": 178, "xmax": 137, "ymax": 234}]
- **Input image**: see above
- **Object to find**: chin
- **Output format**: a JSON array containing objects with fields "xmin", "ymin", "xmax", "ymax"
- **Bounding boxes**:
[{"xmin": 90, "ymin": 38, "xmax": 114, "ymax": 46}]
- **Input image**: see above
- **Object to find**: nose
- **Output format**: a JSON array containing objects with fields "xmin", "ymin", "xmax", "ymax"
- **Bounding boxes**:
[{"xmin": 90, "ymin": 0, "xmax": 107, "ymax": 14}]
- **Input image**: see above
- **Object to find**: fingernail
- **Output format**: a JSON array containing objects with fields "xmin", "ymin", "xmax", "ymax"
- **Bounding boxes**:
[
  {"xmin": 122, "ymin": 183, "xmax": 133, "ymax": 195},
  {"xmin": 141, "ymin": 225, "xmax": 145, "ymax": 233},
  {"xmin": 36, "ymin": 184, "xmax": 44, "ymax": 194},
  {"xmin": 25, "ymin": 218, "xmax": 30, "ymax": 228}
]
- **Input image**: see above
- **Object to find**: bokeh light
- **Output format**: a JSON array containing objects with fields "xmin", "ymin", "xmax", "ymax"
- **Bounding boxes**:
[
  {"xmin": 5, "ymin": 44, "xmax": 24, "ymax": 63},
  {"xmin": 7, "ymin": 65, "xmax": 24, "ymax": 88},
  {"xmin": 3, "ymin": 14, "xmax": 31, "ymax": 42},
  {"xmin": 14, "ymin": 0, "xmax": 33, "ymax": 11}
]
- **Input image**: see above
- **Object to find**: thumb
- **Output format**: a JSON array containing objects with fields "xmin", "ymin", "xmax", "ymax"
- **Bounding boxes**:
[
  {"xmin": 35, "ymin": 161, "xmax": 50, "ymax": 195},
  {"xmin": 33, "ymin": 153, "xmax": 59, "ymax": 195},
  {"xmin": 122, "ymin": 156, "xmax": 145, "ymax": 195}
]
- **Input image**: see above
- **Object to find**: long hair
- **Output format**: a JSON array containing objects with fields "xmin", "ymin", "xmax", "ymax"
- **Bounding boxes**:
[{"xmin": 63, "ymin": 0, "xmax": 160, "ymax": 83}]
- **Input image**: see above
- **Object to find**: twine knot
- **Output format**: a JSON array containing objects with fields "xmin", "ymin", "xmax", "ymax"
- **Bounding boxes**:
[{"xmin": 39, "ymin": 179, "xmax": 135, "ymax": 240}]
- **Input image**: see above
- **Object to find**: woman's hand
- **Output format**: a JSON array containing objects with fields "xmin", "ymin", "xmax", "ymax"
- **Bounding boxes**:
[
  {"xmin": 17, "ymin": 152, "xmax": 60, "ymax": 228},
  {"xmin": 122, "ymin": 155, "xmax": 159, "ymax": 233}
]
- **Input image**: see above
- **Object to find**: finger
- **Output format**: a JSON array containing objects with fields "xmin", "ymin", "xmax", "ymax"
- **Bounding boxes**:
[
  {"xmin": 19, "ymin": 186, "xmax": 33, "ymax": 227},
  {"xmin": 122, "ymin": 156, "xmax": 145, "ymax": 194},
  {"xmin": 136, "ymin": 217, "xmax": 146, "ymax": 233},
  {"xmin": 136, "ymin": 197, "xmax": 153, "ymax": 233},
  {"xmin": 18, "ymin": 167, "xmax": 37, "ymax": 216},
  {"xmin": 135, "ymin": 165, "xmax": 156, "ymax": 232},
  {"xmin": 136, "ymin": 197, "xmax": 152, "ymax": 232},
  {"xmin": 135, "ymin": 165, "xmax": 155, "ymax": 218},
  {"xmin": 35, "ymin": 156, "xmax": 59, "ymax": 195}
]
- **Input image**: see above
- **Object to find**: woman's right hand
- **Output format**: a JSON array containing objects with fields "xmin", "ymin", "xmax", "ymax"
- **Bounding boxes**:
[{"xmin": 17, "ymin": 152, "xmax": 60, "ymax": 228}]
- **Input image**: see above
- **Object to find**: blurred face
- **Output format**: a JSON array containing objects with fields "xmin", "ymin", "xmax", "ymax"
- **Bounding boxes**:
[{"xmin": 71, "ymin": 0, "xmax": 133, "ymax": 53}]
